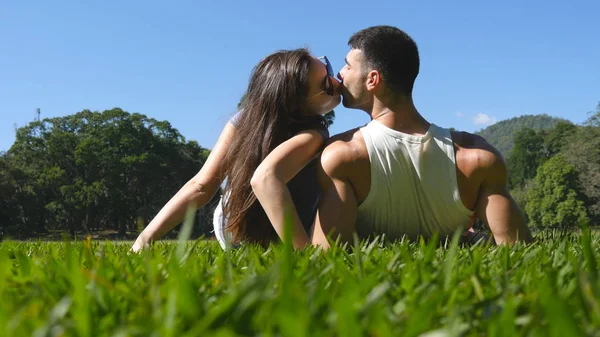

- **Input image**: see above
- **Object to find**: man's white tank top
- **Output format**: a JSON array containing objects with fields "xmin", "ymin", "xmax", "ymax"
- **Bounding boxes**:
[{"xmin": 357, "ymin": 120, "xmax": 475, "ymax": 241}]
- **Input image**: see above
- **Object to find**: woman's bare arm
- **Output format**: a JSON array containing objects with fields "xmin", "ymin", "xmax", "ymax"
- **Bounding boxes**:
[{"xmin": 131, "ymin": 122, "xmax": 236, "ymax": 251}]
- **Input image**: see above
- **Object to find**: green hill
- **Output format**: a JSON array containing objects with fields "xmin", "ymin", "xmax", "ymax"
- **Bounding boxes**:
[{"xmin": 475, "ymin": 114, "xmax": 572, "ymax": 157}]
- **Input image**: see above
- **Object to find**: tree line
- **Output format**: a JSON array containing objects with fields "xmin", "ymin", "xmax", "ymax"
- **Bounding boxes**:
[
  {"xmin": 507, "ymin": 103, "xmax": 600, "ymax": 228},
  {"xmin": 0, "ymin": 104, "xmax": 596, "ymax": 239},
  {"xmin": 0, "ymin": 108, "xmax": 219, "ymax": 239},
  {"xmin": 475, "ymin": 114, "xmax": 571, "ymax": 157}
]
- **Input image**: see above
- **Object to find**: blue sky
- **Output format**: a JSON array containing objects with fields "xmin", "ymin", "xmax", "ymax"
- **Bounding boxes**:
[{"xmin": 1, "ymin": 0, "xmax": 598, "ymax": 151}]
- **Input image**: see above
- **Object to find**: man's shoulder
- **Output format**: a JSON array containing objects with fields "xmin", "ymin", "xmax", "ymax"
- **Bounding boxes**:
[
  {"xmin": 323, "ymin": 126, "xmax": 364, "ymax": 153},
  {"xmin": 450, "ymin": 130, "xmax": 490, "ymax": 148},
  {"xmin": 451, "ymin": 130, "xmax": 507, "ymax": 177},
  {"xmin": 326, "ymin": 126, "xmax": 363, "ymax": 144},
  {"xmin": 320, "ymin": 127, "xmax": 367, "ymax": 176}
]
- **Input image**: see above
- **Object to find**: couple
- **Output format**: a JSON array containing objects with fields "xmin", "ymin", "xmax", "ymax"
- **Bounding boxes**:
[{"xmin": 132, "ymin": 25, "xmax": 532, "ymax": 252}]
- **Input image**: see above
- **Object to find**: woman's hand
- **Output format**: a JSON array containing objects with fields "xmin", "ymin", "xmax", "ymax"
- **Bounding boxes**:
[{"xmin": 131, "ymin": 233, "xmax": 151, "ymax": 253}]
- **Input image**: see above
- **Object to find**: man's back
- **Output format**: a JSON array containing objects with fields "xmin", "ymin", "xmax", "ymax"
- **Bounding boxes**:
[
  {"xmin": 355, "ymin": 120, "xmax": 474, "ymax": 240},
  {"xmin": 312, "ymin": 119, "xmax": 532, "ymax": 246}
]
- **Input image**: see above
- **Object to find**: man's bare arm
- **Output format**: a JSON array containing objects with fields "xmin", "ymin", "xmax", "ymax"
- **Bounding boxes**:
[
  {"xmin": 311, "ymin": 144, "xmax": 358, "ymax": 249},
  {"xmin": 474, "ymin": 152, "xmax": 533, "ymax": 244}
]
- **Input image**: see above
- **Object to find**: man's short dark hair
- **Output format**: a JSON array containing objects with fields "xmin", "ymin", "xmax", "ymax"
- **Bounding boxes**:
[{"xmin": 348, "ymin": 25, "xmax": 420, "ymax": 96}]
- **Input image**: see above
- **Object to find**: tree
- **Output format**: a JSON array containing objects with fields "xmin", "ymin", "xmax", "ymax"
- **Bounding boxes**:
[
  {"xmin": 525, "ymin": 155, "xmax": 589, "ymax": 228},
  {"xmin": 3, "ymin": 108, "xmax": 216, "ymax": 238},
  {"xmin": 476, "ymin": 114, "xmax": 569, "ymax": 157},
  {"xmin": 542, "ymin": 121, "xmax": 577, "ymax": 157},
  {"xmin": 509, "ymin": 179, "xmax": 535, "ymax": 223},
  {"xmin": 507, "ymin": 128, "xmax": 546, "ymax": 189},
  {"xmin": 0, "ymin": 153, "xmax": 17, "ymax": 231},
  {"xmin": 583, "ymin": 102, "xmax": 600, "ymax": 127},
  {"xmin": 324, "ymin": 110, "xmax": 335, "ymax": 127},
  {"xmin": 562, "ymin": 103, "xmax": 600, "ymax": 222}
]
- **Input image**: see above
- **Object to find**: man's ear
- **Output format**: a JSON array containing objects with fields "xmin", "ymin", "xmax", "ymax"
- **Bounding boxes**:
[{"xmin": 365, "ymin": 70, "xmax": 381, "ymax": 91}]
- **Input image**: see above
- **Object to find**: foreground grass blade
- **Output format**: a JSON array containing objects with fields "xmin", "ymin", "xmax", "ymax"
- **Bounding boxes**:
[{"xmin": 1, "ymin": 230, "xmax": 599, "ymax": 335}]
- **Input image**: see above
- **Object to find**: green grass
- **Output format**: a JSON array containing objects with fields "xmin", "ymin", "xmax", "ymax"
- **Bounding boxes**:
[{"xmin": 1, "ymin": 230, "xmax": 600, "ymax": 336}]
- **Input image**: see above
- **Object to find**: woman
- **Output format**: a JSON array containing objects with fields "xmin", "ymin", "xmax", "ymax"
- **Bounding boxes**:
[{"xmin": 131, "ymin": 48, "xmax": 341, "ymax": 251}]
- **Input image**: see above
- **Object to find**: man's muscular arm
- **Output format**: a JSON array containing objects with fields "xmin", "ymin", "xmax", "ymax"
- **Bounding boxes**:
[
  {"xmin": 311, "ymin": 142, "xmax": 358, "ymax": 249},
  {"xmin": 474, "ymin": 150, "xmax": 533, "ymax": 245}
]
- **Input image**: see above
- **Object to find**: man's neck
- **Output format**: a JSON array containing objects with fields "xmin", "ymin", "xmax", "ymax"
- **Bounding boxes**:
[{"xmin": 368, "ymin": 97, "xmax": 431, "ymax": 136}]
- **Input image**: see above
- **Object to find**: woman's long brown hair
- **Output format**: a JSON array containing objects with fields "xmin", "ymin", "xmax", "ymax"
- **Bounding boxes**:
[{"xmin": 221, "ymin": 48, "xmax": 325, "ymax": 246}]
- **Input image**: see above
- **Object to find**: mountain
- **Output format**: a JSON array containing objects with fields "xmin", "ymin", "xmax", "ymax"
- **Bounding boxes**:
[{"xmin": 474, "ymin": 114, "xmax": 572, "ymax": 157}]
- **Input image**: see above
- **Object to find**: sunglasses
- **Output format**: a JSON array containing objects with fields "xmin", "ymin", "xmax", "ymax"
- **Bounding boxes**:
[{"xmin": 307, "ymin": 56, "xmax": 335, "ymax": 101}]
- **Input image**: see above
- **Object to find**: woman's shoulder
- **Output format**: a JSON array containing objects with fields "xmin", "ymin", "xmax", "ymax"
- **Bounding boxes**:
[
  {"xmin": 289, "ymin": 116, "xmax": 329, "ymax": 140},
  {"xmin": 228, "ymin": 110, "xmax": 242, "ymax": 127}
]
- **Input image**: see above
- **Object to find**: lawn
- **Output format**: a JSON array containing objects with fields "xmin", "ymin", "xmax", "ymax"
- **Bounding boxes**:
[{"xmin": 1, "ymin": 229, "xmax": 599, "ymax": 336}]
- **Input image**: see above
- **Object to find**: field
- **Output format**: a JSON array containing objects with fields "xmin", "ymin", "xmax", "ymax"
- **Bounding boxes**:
[{"xmin": 2, "ymin": 230, "xmax": 600, "ymax": 336}]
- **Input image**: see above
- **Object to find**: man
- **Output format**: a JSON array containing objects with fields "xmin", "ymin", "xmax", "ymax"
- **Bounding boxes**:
[{"xmin": 311, "ymin": 25, "xmax": 532, "ymax": 247}]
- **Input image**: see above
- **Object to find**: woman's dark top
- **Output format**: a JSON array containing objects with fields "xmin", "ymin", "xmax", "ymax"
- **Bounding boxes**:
[{"xmin": 229, "ymin": 111, "xmax": 329, "ymax": 233}]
